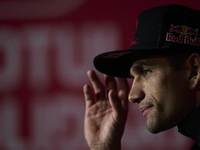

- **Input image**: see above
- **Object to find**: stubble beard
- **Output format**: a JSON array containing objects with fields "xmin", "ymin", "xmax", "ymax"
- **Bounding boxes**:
[{"xmin": 145, "ymin": 110, "xmax": 165, "ymax": 134}]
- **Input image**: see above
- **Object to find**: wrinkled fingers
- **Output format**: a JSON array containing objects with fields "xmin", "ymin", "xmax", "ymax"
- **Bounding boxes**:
[
  {"xmin": 104, "ymin": 74, "xmax": 117, "ymax": 97},
  {"xmin": 117, "ymin": 77, "xmax": 129, "ymax": 110},
  {"xmin": 83, "ymin": 84, "xmax": 95, "ymax": 109},
  {"xmin": 87, "ymin": 70, "xmax": 105, "ymax": 100}
]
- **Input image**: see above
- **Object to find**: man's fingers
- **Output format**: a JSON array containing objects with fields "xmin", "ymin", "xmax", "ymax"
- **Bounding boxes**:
[
  {"xmin": 83, "ymin": 84, "xmax": 95, "ymax": 108},
  {"xmin": 117, "ymin": 78, "xmax": 129, "ymax": 110},
  {"xmin": 118, "ymin": 78, "xmax": 129, "ymax": 99},
  {"xmin": 108, "ymin": 90, "xmax": 121, "ymax": 118},
  {"xmin": 104, "ymin": 75, "xmax": 117, "ymax": 96},
  {"xmin": 86, "ymin": 70, "xmax": 129, "ymax": 111},
  {"xmin": 87, "ymin": 70, "xmax": 105, "ymax": 100}
]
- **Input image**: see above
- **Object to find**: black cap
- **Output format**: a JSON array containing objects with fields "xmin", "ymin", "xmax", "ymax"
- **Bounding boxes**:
[{"xmin": 93, "ymin": 4, "xmax": 200, "ymax": 78}]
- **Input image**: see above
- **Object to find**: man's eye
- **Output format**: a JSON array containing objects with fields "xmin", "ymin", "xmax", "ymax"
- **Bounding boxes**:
[{"xmin": 142, "ymin": 69, "xmax": 151, "ymax": 77}]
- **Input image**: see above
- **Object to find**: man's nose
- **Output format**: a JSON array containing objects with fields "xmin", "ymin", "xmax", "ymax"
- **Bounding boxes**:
[{"xmin": 128, "ymin": 79, "xmax": 145, "ymax": 103}]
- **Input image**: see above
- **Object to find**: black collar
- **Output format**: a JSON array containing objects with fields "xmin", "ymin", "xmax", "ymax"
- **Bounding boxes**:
[{"xmin": 178, "ymin": 105, "xmax": 200, "ymax": 146}]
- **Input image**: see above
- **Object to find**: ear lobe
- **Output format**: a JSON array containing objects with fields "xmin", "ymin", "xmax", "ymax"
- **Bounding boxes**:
[
  {"xmin": 188, "ymin": 53, "xmax": 200, "ymax": 90},
  {"xmin": 190, "ymin": 75, "xmax": 198, "ymax": 89}
]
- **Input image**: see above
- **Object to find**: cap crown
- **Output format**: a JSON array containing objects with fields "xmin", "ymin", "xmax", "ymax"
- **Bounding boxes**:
[
  {"xmin": 130, "ymin": 4, "xmax": 200, "ymax": 51},
  {"xmin": 93, "ymin": 4, "xmax": 200, "ymax": 78}
]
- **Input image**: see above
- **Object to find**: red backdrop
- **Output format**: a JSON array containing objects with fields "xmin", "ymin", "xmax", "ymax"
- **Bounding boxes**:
[{"xmin": 0, "ymin": 0, "xmax": 199, "ymax": 149}]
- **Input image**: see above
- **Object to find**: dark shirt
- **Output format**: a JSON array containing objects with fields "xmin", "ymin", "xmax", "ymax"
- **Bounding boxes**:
[{"xmin": 178, "ymin": 106, "xmax": 200, "ymax": 150}]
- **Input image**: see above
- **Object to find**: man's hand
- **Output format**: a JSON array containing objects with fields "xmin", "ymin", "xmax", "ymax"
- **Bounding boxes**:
[{"xmin": 83, "ymin": 70, "xmax": 129, "ymax": 150}]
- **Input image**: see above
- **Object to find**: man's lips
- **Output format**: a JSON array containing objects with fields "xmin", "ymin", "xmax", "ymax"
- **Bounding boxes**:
[{"xmin": 139, "ymin": 105, "xmax": 153, "ymax": 116}]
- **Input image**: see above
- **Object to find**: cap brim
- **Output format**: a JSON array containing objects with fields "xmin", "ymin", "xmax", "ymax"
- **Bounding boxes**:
[
  {"xmin": 93, "ymin": 50, "xmax": 134, "ymax": 78},
  {"xmin": 93, "ymin": 48, "xmax": 174, "ymax": 78}
]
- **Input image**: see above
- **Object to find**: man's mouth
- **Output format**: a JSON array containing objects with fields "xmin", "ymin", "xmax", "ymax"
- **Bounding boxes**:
[{"xmin": 140, "ymin": 105, "xmax": 153, "ymax": 117}]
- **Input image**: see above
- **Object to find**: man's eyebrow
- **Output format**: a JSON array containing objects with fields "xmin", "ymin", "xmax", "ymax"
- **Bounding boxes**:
[{"xmin": 131, "ymin": 61, "xmax": 153, "ymax": 73}]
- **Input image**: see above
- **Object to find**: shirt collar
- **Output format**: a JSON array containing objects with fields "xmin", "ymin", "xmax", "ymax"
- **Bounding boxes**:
[{"xmin": 178, "ymin": 105, "xmax": 200, "ymax": 146}]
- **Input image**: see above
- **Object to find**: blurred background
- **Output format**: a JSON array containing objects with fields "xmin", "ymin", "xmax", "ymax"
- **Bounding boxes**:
[{"xmin": 0, "ymin": 0, "xmax": 199, "ymax": 149}]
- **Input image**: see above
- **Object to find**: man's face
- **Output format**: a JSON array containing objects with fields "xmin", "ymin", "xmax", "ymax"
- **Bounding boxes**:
[{"xmin": 129, "ymin": 55, "xmax": 196, "ymax": 134}]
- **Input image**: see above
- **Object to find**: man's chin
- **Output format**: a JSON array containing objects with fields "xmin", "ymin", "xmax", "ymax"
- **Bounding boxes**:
[
  {"xmin": 146, "ymin": 121, "xmax": 175, "ymax": 134},
  {"xmin": 146, "ymin": 126, "xmax": 161, "ymax": 134},
  {"xmin": 146, "ymin": 120, "xmax": 163, "ymax": 134}
]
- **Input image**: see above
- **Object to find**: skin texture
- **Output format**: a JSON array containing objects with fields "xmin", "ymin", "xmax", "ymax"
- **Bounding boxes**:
[
  {"xmin": 84, "ymin": 70, "xmax": 129, "ymax": 150},
  {"xmin": 84, "ymin": 53, "xmax": 200, "ymax": 150},
  {"xmin": 129, "ymin": 56, "xmax": 196, "ymax": 133}
]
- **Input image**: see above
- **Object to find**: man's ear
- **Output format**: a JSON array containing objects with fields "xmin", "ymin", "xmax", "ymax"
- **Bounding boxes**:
[{"xmin": 186, "ymin": 53, "xmax": 200, "ymax": 90}]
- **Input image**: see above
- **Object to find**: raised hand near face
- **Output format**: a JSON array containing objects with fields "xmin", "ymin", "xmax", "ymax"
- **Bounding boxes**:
[{"xmin": 83, "ymin": 70, "xmax": 129, "ymax": 150}]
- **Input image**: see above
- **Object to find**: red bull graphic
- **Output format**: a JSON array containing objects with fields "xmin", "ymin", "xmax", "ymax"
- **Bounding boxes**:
[
  {"xmin": 130, "ymin": 20, "xmax": 138, "ymax": 46},
  {"xmin": 169, "ymin": 24, "xmax": 199, "ymax": 36},
  {"xmin": 166, "ymin": 24, "xmax": 200, "ymax": 46}
]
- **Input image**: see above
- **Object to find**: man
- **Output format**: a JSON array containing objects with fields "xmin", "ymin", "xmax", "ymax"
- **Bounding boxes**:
[{"xmin": 83, "ymin": 4, "xmax": 200, "ymax": 150}]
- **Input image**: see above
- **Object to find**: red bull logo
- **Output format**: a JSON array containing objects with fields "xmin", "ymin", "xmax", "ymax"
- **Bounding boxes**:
[
  {"xmin": 169, "ymin": 24, "xmax": 199, "ymax": 36},
  {"xmin": 166, "ymin": 24, "xmax": 200, "ymax": 46}
]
